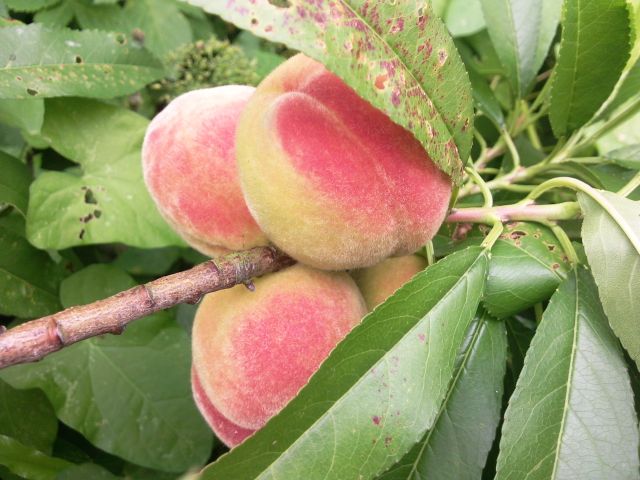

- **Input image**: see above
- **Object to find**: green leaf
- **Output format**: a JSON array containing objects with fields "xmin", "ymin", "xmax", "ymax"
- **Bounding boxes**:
[
  {"xmin": 33, "ymin": 1, "xmax": 74, "ymax": 27},
  {"xmin": 0, "ymin": 98, "xmax": 44, "ymax": 135},
  {"xmin": 496, "ymin": 267, "xmax": 639, "ymax": 479},
  {"xmin": 190, "ymin": 0, "xmax": 473, "ymax": 185},
  {"xmin": 234, "ymin": 31, "xmax": 285, "ymax": 80},
  {"xmin": 578, "ymin": 190, "xmax": 640, "ymax": 367},
  {"xmin": 55, "ymin": 464, "xmax": 121, "ymax": 480},
  {"xmin": 113, "ymin": 247, "xmax": 181, "ymax": 276},
  {"xmin": 594, "ymin": 57, "xmax": 640, "ymax": 126},
  {"xmin": 26, "ymin": 98, "xmax": 184, "ymax": 250},
  {"xmin": 505, "ymin": 315, "xmax": 536, "ymax": 384},
  {"xmin": 483, "ymin": 222, "xmax": 571, "ymax": 318},
  {"xmin": 0, "ymin": 24, "xmax": 164, "ymax": 99},
  {"xmin": 468, "ymin": 68, "xmax": 505, "ymax": 127},
  {"xmin": 200, "ymin": 246, "xmax": 488, "ymax": 480},
  {"xmin": 4, "ymin": 0, "xmax": 58, "ymax": 12},
  {"xmin": 0, "ymin": 214, "xmax": 63, "ymax": 318},
  {"xmin": 75, "ymin": 0, "xmax": 192, "ymax": 60},
  {"xmin": 589, "ymin": 164, "xmax": 640, "ymax": 201},
  {"xmin": 433, "ymin": 0, "xmax": 486, "ymax": 38},
  {"xmin": 0, "ymin": 435, "xmax": 71, "ymax": 480},
  {"xmin": 480, "ymin": 0, "xmax": 561, "ymax": 97},
  {"xmin": 0, "ymin": 379, "xmax": 57, "ymax": 454},
  {"xmin": 549, "ymin": 0, "xmax": 632, "ymax": 136},
  {"xmin": 378, "ymin": 310, "xmax": 507, "ymax": 480},
  {"xmin": 1, "ymin": 264, "xmax": 213, "ymax": 473},
  {"xmin": 0, "ymin": 151, "xmax": 29, "ymax": 215},
  {"xmin": 606, "ymin": 143, "xmax": 640, "ymax": 170}
]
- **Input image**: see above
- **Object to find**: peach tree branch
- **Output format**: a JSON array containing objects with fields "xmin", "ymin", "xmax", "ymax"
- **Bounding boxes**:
[{"xmin": 0, "ymin": 247, "xmax": 295, "ymax": 370}]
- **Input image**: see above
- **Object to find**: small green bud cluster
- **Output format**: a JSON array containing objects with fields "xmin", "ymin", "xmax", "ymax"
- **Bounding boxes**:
[{"xmin": 151, "ymin": 37, "xmax": 259, "ymax": 105}]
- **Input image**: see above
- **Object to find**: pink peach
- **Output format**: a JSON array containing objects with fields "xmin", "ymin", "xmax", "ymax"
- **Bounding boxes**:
[
  {"xmin": 142, "ymin": 86, "xmax": 268, "ymax": 257},
  {"xmin": 236, "ymin": 54, "xmax": 452, "ymax": 270},
  {"xmin": 191, "ymin": 264, "xmax": 367, "ymax": 447}
]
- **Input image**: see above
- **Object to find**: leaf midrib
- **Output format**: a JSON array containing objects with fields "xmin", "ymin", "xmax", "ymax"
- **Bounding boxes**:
[
  {"xmin": 404, "ymin": 314, "xmax": 487, "ymax": 478},
  {"xmin": 549, "ymin": 270, "xmax": 580, "ymax": 479},
  {"xmin": 253, "ymin": 249, "xmax": 488, "ymax": 479},
  {"xmin": 339, "ymin": 0, "xmax": 459, "ymax": 154}
]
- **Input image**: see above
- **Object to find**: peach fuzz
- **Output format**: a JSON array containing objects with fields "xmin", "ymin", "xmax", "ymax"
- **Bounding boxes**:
[
  {"xmin": 191, "ymin": 264, "xmax": 367, "ymax": 447},
  {"xmin": 236, "ymin": 54, "xmax": 452, "ymax": 270},
  {"xmin": 352, "ymin": 254, "xmax": 427, "ymax": 311},
  {"xmin": 142, "ymin": 86, "xmax": 268, "ymax": 257}
]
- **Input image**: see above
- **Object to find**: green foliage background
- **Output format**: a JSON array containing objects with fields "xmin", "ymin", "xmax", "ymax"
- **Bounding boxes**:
[{"xmin": 0, "ymin": 0, "xmax": 639, "ymax": 479}]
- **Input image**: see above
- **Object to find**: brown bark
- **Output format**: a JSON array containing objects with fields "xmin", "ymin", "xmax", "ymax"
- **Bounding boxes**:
[{"xmin": 0, "ymin": 247, "xmax": 294, "ymax": 370}]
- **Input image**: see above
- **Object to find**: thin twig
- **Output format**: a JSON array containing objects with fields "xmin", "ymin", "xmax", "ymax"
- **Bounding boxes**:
[{"xmin": 0, "ymin": 247, "xmax": 294, "ymax": 370}]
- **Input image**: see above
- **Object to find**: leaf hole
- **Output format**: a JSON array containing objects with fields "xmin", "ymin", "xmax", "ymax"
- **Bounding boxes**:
[
  {"xmin": 115, "ymin": 33, "xmax": 127, "ymax": 45},
  {"xmin": 94, "ymin": 209, "xmax": 102, "ymax": 218},
  {"xmin": 26, "ymin": 88, "xmax": 38, "ymax": 96},
  {"xmin": 268, "ymin": 0, "xmax": 290, "ymax": 7},
  {"xmin": 84, "ymin": 188, "xmax": 98, "ymax": 205},
  {"xmin": 74, "ymin": 55, "xmax": 83, "ymax": 64}
]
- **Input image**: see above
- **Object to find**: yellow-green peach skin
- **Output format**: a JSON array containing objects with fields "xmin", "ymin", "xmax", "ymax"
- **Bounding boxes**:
[
  {"xmin": 142, "ymin": 86, "xmax": 269, "ymax": 257},
  {"xmin": 352, "ymin": 254, "xmax": 427, "ymax": 311},
  {"xmin": 191, "ymin": 264, "xmax": 367, "ymax": 447},
  {"xmin": 236, "ymin": 54, "xmax": 452, "ymax": 270}
]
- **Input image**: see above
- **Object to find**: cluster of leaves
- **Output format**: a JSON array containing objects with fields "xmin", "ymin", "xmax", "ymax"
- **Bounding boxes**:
[{"xmin": 1, "ymin": 0, "xmax": 640, "ymax": 479}]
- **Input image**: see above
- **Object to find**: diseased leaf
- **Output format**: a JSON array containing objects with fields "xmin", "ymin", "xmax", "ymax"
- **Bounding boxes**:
[
  {"xmin": 578, "ymin": 190, "xmax": 640, "ymax": 367},
  {"xmin": 0, "ymin": 379, "xmax": 57, "ymax": 454},
  {"xmin": 200, "ymin": 246, "xmax": 488, "ymax": 480},
  {"xmin": 431, "ymin": 222, "xmax": 571, "ymax": 318},
  {"xmin": 26, "ymin": 98, "xmax": 184, "ymax": 250},
  {"xmin": 0, "ymin": 214, "xmax": 63, "ymax": 318},
  {"xmin": 0, "ymin": 151, "xmax": 30, "ymax": 215},
  {"xmin": 189, "ymin": 0, "xmax": 473, "ymax": 184},
  {"xmin": 549, "ymin": 0, "xmax": 632, "ymax": 136},
  {"xmin": 378, "ymin": 310, "xmax": 507, "ymax": 480},
  {"xmin": 480, "ymin": 0, "xmax": 560, "ymax": 97},
  {"xmin": 496, "ymin": 267, "xmax": 640, "ymax": 479},
  {"xmin": 0, "ymin": 265, "xmax": 213, "ymax": 473},
  {"xmin": 484, "ymin": 222, "xmax": 571, "ymax": 319},
  {"xmin": 0, "ymin": 24, "xmax": 164, "ymax": 99},
  {"xmin": 0, "ymin": 434, "xmax": 71, "ymax": 480},
  {"xmin": 75, "ymin": 0, "xmax": 192, "ymax": 60}
]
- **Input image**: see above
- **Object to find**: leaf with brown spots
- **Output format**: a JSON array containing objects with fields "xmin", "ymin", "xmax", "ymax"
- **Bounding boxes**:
[
  {"xmin": 0, "ymin": 24, "xmax": 164, "ymax": 100},
  {"xmin": 188, "ymin": 0, "xmax": 473, "ymax": 184}
]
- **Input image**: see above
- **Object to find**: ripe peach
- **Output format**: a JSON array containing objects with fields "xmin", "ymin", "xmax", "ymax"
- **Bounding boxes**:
[
  {"xmin": 236, "ymin": 54, "xmax": 452, "ymax": 270},
  {"xmin": 351, "ymin": 255, "xmax": 427, "ymax": 311},
  {"xmin": 142, "ymin": 86, "xmax": 268, "ymax": 257},
  {"xmin": 191, "ymin": 264, "xmax": 367, "ymax": 447}
]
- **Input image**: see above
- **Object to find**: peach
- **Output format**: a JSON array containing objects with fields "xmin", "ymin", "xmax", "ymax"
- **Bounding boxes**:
[
  {"xmin": 191, "ymin": 264, "xmax": 367, "ymax": 447},
  {"xmin": 351, "ymin": 255, "xmax": 428, "ymax": 311},
  {"xmin": 236, "ymin": 54, "xmax": 452, "ymax": 270},
  {"xmin": 142, "ymin": 86, "xmax": 268, "ymax": 257}
]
